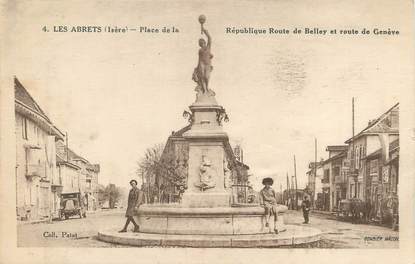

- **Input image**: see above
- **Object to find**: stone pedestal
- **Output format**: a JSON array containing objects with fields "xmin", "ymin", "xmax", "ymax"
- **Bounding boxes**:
[{"xmin": 181, "ymin": 98, "xmax": 231, "ymax": 208}]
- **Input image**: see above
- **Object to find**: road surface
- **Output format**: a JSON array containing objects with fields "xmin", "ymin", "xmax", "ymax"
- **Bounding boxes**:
[{"xmin": 17, "ymin": 209, "xmax": 398, "ymax": 248}]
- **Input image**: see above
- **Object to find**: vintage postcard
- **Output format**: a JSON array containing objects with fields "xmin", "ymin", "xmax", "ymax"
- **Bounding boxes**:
[{"xmin": 0, "ymin": 0, "xmax": 414, "ymax": 263}]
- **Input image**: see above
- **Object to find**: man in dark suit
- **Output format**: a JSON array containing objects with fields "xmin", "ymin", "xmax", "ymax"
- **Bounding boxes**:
[
  {"xmin": 301, "ymin": 195, "xmax": 311, "ymax": 224},
  {"xmin": 119, "ymin": 180, "xmax": 143, "ymax": 233}
]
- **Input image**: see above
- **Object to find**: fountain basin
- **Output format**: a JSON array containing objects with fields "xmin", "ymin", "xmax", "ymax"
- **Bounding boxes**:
[{"xmin": 134, "ymin": 204, "xmax": 288, "ymax": 235}]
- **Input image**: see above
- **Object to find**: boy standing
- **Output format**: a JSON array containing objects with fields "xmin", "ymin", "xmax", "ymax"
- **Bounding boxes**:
[{"xmin": 260, "ymin": 177, "xmax": 279, "ymax": 234}]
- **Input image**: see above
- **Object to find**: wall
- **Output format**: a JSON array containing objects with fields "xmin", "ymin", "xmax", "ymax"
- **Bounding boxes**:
[
  {"xmin": 60, "ymin": 165, "xmax": 80, "ymax": 193},
  {"xmin": 15, "ymin": 112, "xmax": 55, "ymax": 220}
]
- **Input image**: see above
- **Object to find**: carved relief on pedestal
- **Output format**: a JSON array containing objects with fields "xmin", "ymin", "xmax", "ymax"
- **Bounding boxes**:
[{"xmin": 194, "ymin": 155, "xmax": 217, "ymax": 191}]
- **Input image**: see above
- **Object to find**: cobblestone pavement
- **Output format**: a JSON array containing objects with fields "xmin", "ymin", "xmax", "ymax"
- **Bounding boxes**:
[{"xmin": 17, "ymin": 209, "xmax": 398, "ymax": 248}]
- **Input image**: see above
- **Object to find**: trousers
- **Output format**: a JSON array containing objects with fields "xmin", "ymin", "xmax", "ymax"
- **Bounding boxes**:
[{"xmin": 303, "ymin": 211, "xmax": 309, "ymax": 223}]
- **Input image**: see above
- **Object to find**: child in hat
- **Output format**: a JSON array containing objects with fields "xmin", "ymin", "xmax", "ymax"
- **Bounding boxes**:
[{"xmin": 260, "ymin": 177, "xmax": 279, "ymax": 234}]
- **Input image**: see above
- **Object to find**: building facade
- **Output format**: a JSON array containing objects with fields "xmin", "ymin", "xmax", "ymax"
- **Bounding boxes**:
[
  {"xmin": 305, "ymin": 161, "xmax": 323, "ymax": 209},
  {"xmin": 15, "ymin": 78, "xmax": 100, "ymax": 221},
  {"xmin": 345, "ymin": 103, "xmax": 399, "ymax": 208},
  {"xmin": 306, "ymin": 103, "xmax": 399, "ymax": 222},
  {"xmin": 362, "ymin": 138, "xmax": 399, "ymax": 224},
  {"xmin": 56, "ymin": 139, "xmax": 100, "ymax": 211},
  {"xmin": 15, "ymin": 78, "xmax": 64, "ymax": 220},
  {"xmin": 320, "ymin": 146, "xmax": 348, "ymax": 211}
]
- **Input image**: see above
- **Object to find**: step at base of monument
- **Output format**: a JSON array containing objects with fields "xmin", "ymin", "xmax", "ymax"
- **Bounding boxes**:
[{"xmin": 97, "ymin": 225, "xmax": 322, "ymax": 248}]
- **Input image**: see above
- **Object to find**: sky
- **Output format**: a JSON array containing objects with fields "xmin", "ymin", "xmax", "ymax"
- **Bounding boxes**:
[{"xmin": 5, "ymin": 0, "xmax": 413, "ymax": 191}]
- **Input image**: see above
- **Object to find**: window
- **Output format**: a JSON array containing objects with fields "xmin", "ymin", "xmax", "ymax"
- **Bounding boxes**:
[
  {"xmin": 22, "ymin": 117, "xmax": 28, "ymax": 140},
  {"xmin": 87, "ymin": 179, "xmax": 92, "ymax": 189},
  {"xmin": 354, "ymin": 145, "xmax": 365, "ymax": 169},
  {"xmin": 359, "ymin": 146, "xmax": 364, "ymax": 169},
  {"xmin": 370, "ymin": 160, "xmax": 378, "ymax": 175},
  {"xmin": 333, "ymin": 167, "xmax": 340, "ymax": 177},
  {"xmin": 323, "ymin": 169, "xmax": 330, "ymax": 183},
  {"xmin": 355, "ymin": 147, "xmax": 359, "ymax": 169}
]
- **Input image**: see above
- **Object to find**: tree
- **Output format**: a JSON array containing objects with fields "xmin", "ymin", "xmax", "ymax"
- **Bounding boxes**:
[
  {"xmin": 97, "ymin": 183, "xmax": 122, "ymax": 208},
  {"xmin": 137, "ymin": 142, "xmax": 190, "ymax": 203},
  {"xmin": 136, "ymin": 144, "xmax": 165, "ymax": 203}
]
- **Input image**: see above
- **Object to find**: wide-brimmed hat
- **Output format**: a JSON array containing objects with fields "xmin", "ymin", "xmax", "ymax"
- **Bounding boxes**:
[
  {"xmin": 262, "ymin": 177, "xmax": 274, "ymax": 185},
  {"xmin": 130, "ymin": 179, "xmax": 138, "ymax": 185}
]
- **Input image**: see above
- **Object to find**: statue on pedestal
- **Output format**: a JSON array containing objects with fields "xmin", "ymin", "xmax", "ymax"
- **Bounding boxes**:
[{"xmin": 192, "ymin": 15, "xmax": 215, "ymax": 97}]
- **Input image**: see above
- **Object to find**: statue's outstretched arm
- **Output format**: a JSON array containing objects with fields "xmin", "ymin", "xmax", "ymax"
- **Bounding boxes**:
[{"xmin": 203, "ymin": 28, "xmax": 212, "ymax": 48}]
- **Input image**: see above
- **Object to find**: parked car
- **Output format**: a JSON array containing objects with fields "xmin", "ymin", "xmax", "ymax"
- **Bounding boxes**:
[{"xmin": 60, "ymin": 192, "xmax": 87, "ymax": 220}]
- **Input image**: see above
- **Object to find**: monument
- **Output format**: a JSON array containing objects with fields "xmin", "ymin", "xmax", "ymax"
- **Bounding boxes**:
[{"xmin": 98, "ymin": 16, "xmax": 322, "ymax": 247}]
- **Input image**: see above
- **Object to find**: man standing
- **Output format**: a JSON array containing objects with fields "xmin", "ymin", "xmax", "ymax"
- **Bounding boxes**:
[
  {"xmin": 301, "ymin": 195, "xmax": 311, "ymax": 224},
  {"xmin": 119, "ymin": 180, "xmax": 143, "ymax": 233}
]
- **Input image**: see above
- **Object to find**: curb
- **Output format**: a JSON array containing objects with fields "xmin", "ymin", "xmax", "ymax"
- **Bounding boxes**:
[
  {"xmin": 17, "ymin": 218, "xmax": 52, "ymax": 226},
  {"xmin": 97, "ymin": 225, "xmax": 322, "ymax": 248}
]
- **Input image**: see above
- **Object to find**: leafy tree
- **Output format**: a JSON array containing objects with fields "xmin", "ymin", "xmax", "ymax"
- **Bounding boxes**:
[
  {"xmin": 136, "ymin": 144, "xmax": 165, "ymax": 203},
  {"xmin": 97, "ymin": 183, "xmax": 122, "ymax": 208},
  {"xmin": 136, "ymin": 143, "xmax": 189, "ymax": 203}
]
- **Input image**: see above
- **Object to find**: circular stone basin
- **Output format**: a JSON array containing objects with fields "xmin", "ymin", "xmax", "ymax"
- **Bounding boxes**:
[
  {"xmin": 98, "ymin": 225, "xmax": 322, "ymax": 248},
  {"xmin": 134, "ymin": 204, "xmax": 288, "ymax": 235}
]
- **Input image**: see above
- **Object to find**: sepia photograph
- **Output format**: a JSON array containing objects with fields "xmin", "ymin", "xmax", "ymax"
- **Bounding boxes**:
[{"xmin": 0, "ymin": 0, "xmax": 414, "ymax": 263}]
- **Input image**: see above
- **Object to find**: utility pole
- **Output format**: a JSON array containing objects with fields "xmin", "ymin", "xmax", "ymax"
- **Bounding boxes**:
[
  {"xmin": 294, "ymin": 155, "xmax": 298, "ymax": 210},
  {"xmin": 286, "ymin": 173, "xmax": 289, "ymax": 206},
  {"xmin": 291, "ymin": 175, "xmax": 295, "ymax": 210}
]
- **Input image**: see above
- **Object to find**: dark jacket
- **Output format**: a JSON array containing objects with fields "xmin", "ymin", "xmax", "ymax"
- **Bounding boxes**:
[
  {"xmin": 301, "ymin": 200, "xmax": 311, "ymax": 213},
  {"xmin": 125, "ymin": 187, "xmax": 143, "ymax": 217}
]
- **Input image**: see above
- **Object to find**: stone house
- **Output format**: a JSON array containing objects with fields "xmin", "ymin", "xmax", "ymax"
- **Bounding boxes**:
[
  {"xmin": 56, "ymin": 139, "xmax": 100, "ymax": 211},
  {"xmin": 320, "ymin": 146, "xmax": 348, "ymax": 211},
  {"xmin": 56, "ymin": 140, "xmax": 81, "ymax": 194},
  {"xmin": 15, "ymin": 78, "xmax": 64, "ymax": 221},
  {"xmin": 321, "ymin": 161, "xmax": 331, "ymax": 211},
  {"xmin": 85, "ymin": 163, "xmax": 100, "ymax": 210},
  {"xmin": 15, "ymin": 77, "xmax": 100, "ymax": 220},
  {"xmin": 344, "ymin": 103, "xmax": 399, "ymax": 204},
  {"xmin": 362, "ymin": 138, "xmax": 399, "ymax": 222},
  {"xmin": 305, "ymin": 161, "xmax": 323, "ymax": 209}
]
